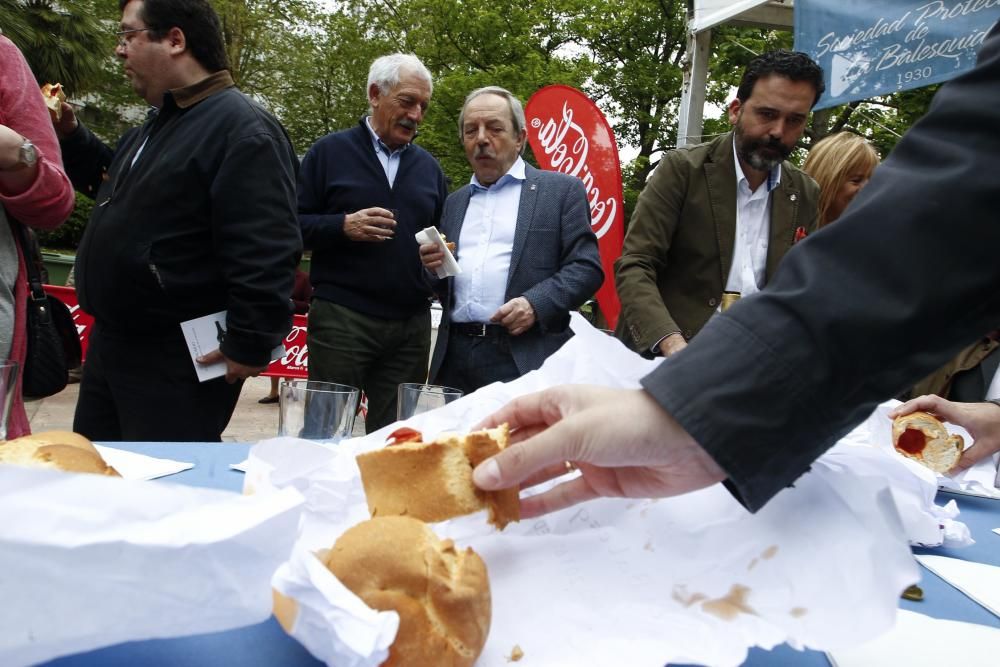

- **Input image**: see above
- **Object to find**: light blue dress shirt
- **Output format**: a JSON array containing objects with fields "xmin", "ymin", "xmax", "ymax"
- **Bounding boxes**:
[
  {"xmin": 451, "ymin": 157, "xmax": 527, "ymax": 323},
  {"xmin": 364, "ymin": 116, "xmax": 407, "ymax": 187}
]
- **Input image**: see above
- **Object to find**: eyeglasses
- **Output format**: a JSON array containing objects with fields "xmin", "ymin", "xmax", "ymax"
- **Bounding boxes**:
[{"xmin": 115, "ymin": 27, "xmax": 153, "ymax": 48}]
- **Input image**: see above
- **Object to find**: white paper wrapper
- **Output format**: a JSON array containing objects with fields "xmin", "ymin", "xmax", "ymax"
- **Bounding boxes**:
[
  {"xmin": 823, "ymin": 422, "xmax": 972, "ymax": 548},
  {"xmin": 252, "ymin": 314, "xmax": 929, "ymax": 667},
  {"xmin": 415, "ymin": 226, "xmax": 461, "ymax": 278},
  {"xmin": 0, "ymin": 466, "xmax": 304, "ymax": 667},
  {"xmin": 94, "ymin": 444, "xmax": 194, "ymax": 480},
  {"xmin": 866, "ymin": 401, "xmax": 1000, "ymax": 499}
]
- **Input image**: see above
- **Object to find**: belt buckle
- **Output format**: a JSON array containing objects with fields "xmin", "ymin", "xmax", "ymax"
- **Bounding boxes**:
[{"xmin": 471, "ymin": 323, "xmax": 488, "ymax": 337}]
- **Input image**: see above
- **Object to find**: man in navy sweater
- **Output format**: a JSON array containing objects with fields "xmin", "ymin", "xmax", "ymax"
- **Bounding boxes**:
[{"xmin": 298, "ymin": 53, "xmax": 448, "ymax": 433}]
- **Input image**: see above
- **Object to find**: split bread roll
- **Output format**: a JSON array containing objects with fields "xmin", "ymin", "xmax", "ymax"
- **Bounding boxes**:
[
  {"xmin": 41, "ymin": 82, "xmax": 66, "ymax": 120},
  {"xmin": 892, "ymin": 411, "xmax": 964, "ymax": 473},
  {"xmin": 356, "ymin": 424, "xmax": 519, "ymax": 529},
  {"xmin": 274, "ymin": 516, "xmax": 491, "ymax": 667},
  {"xmin": 0, "ymin": 430, "xmax": 120, "ymax": 476}
]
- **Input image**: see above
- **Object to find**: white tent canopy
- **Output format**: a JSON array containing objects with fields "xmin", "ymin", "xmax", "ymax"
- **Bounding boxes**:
[{"xmin": 678, "ymin": 0, "xmax": 795, "ymax": 147}]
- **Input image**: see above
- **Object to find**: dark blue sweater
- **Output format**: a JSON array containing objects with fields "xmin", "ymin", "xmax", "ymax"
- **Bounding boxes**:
[{"xmin": 298, "ymin": 120, "xmax": 448, "ymax": 319}]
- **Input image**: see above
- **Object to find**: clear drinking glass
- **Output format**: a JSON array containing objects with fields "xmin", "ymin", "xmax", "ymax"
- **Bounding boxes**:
[
  {"xmin": 396, "ymin": 383, "xmax": 464, "ymax": 421},
  {"xmin": 278, "ymin": 380, "xmax": 360, "ymax": 442},
  {"xmin": 0, "ymin": 361, "xmax": 19, "ymax": 441}
]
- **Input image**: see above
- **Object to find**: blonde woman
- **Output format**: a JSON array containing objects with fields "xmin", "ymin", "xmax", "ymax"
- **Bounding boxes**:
[{"xmin": 803, "ymin": 132, "xmax": 879, "ymax": 227}]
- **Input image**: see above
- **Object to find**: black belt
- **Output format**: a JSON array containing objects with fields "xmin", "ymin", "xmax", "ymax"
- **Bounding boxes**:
[{"xmin": 452, "ymin": 322, "xmax": 507, "ymax": 337}]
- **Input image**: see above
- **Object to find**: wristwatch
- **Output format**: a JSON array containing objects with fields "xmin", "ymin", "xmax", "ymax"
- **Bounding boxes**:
[
  {"xmin": 4, "ymin": 137, "xmax": 38, "ymax": 171},
  {"xmin": 18, "ymin": 138, "xmax": 38, "ymax": 169}
]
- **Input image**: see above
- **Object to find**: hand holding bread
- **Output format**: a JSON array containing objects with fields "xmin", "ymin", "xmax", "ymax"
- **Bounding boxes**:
[
  {"xmin": 890, "ymin": 395, "xmax": 1000, "ymax": 473},
  {"xmin": 357, "ymin": 425, "xmax": 519, "ymax": 529},
  {"xmin": 472, "ymin": 385, "xmax": 727, "ymax": 519}
]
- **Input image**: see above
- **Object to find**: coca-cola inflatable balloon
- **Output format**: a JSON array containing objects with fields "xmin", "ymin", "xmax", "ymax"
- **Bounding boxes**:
[{"xmin": 525, "ymin": 85, "xmax": 624, "ymax": 329}]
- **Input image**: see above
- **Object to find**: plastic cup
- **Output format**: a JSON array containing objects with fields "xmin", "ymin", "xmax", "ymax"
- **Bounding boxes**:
[
  {"xmin": 396, "ymin": 383, "xmax": 463, "ymax": 421},
  {"xmin": 278, "ymin": 380, "xmax": 359, "ymax": 442}
]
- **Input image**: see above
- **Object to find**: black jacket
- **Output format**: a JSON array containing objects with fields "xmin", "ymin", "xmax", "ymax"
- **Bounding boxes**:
[{"xmin": 63, "ymin": 72, "xmax": 302, "ymax": 366}]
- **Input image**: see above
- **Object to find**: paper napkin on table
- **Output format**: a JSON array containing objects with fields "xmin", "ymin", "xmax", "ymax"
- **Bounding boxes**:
[
  {"xmin": 916, "ymin": 554, "xmax": 1000, "ymax": 618},
  {"xmin": 95, "ymin": 444, "xmax": 194, "ymax": 480},
  {"xmin": 827, "ymin": 609, "xmax": 1000, "ymax": 667},
  {"xmin": 0, "ymin": 466, "xmax": 304, "ymax": 667},
  {"xmin": 252, "ymin": 314, "xmax": 925, "ymax": 667}
]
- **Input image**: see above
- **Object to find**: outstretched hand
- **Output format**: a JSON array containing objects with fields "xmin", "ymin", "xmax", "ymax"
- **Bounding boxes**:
[
  {"xmin": 890, "ymin": 394, "xmax": 1000, "ymax": 473},
  {"xmin": 472, "ymin": 385, "xmax": 727, "ymax": 518}
]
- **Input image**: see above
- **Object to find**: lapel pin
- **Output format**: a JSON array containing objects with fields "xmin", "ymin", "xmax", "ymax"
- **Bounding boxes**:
[
  {"xmin": 530, "ymin": 183, "xmax": 537, "ymax": 191},
  {"xmin": 789, "ymin": 193, "xmax": 797, "ymax": 201}
]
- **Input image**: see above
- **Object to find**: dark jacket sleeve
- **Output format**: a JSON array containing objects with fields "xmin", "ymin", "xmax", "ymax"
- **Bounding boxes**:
[
  {"xmin": 298, "ymin": 143, "xmax": 346, "ymax": 250},
  {"xmin": 641, "ymin": 20, "xmax": 1000, "ymax": 512},
  {"xmin": 59, "ymin": 124, "xmax": 138, "ymax": 199},
  {"xmin": 521, "ymin": 176, "xmax": 604, "ymax": 332},
  {"xmin": 614, "ymin": 148, "xmax": 690, "ymax": 352},
  {"xmin": 215, "ymin": 129, "xmax": 302, "ymax": 366}
]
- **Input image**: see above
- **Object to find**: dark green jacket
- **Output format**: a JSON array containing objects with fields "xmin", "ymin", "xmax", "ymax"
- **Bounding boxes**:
[{"xmin": 615, "ymin": 132, "xmax": 819, "ymax": 355}]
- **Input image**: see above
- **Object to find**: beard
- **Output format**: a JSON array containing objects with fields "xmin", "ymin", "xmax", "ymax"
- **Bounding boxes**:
[{"xmin": 734, "ymin": 123, "xmax": 793, "ymax": 172}]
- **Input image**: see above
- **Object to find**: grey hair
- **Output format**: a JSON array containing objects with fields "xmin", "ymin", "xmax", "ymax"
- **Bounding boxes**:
[
  {"xmin": 367, "ymin": 53, "xmax": 433, "ymax": 108},
  {"xmin": 458, "ymin": 86, "xmax": 527, "ymax": 155}
]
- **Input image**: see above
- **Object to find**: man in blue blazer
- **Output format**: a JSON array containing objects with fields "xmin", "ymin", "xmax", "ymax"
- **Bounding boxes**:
[{"xmin": 419, "ymin": 86, "xmax": 603, "ymax": 393}]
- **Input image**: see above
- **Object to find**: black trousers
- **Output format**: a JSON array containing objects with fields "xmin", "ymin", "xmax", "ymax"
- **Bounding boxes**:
[
  {"xmin": 435, "ymin": 330, "xmax": 522, "ymax": 395},
  {"xmin": 73, "ymin": 326, "xmax": 243, "ymax": 441}
]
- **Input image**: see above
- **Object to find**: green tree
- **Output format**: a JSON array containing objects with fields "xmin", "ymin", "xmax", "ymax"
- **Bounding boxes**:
[
  {"xmin": 571, "ymin": 0, "xmax": 689, "ymax": 203},
  {"xmin": 2, "ymin": 0, "xmax": 110, "ymax": 91},
  {"xmin": 350, "ymin": 0, "xmax": 593, "ymax": 188}
]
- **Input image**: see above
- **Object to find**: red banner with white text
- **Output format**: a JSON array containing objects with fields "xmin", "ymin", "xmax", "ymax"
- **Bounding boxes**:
[
  {"xmin": 525, "ymin": 85, "xmax": 624, "ymax": 329},
  {"xmin": 42, "ymin": 285, "xmax": 309, "ymax": 378}
]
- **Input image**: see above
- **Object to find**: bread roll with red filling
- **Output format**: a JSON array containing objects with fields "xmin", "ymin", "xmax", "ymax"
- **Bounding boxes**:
[
  {"xmin": 892, "ymin": 411, "xmax": 964, "ymax": 473},
  {"xmin": 356, "ymin": 424, "xmax": 519, "ymax": 529}
]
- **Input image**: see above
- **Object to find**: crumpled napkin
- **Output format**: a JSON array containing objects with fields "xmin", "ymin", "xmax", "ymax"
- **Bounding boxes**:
[
  {"xmin": 247, "ymin": 314, "xmax": 927, "ymax": 667},
  {"xmin": 865, "ymin": 400, "xmax": 1000, "ymax": 499},
  {"xmin": 0, "ymin": 466, "xmax": 304, "ymax": 667}
]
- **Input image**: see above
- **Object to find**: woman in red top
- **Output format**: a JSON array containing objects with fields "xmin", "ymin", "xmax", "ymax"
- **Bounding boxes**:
[{"xmin": 0, "ymin": 35, "xmax": 75, "ymax": 438}]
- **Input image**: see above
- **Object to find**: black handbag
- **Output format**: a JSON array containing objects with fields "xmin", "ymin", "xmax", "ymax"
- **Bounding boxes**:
[{"xmin": 14, "ymin": 223, "xmax": 82, "ymax": 399}]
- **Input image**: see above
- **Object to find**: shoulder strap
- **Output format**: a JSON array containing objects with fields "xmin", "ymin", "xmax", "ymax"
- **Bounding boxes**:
[{"xmin": 11, "ymin": 221, "xmax": 49, "ymax": 303}]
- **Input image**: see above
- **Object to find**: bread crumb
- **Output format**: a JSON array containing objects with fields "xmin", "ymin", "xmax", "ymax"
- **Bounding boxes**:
[{"xmin": 507, "ymin": 644, "xmax": 524, "ymax": 662}]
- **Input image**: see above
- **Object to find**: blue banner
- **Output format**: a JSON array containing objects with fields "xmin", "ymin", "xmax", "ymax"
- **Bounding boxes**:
[{"xmin": 794, "ymin": 0, "xmax": 1000, "ymax": 109}]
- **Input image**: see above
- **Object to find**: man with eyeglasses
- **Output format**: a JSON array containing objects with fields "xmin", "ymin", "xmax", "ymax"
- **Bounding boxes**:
[
  {"xmin": 51, "ymin": 0, "xmax": 301, "ymax": 442},
  {"xmin": 298, "ymin": 53, "xmax": 448, "ymax": 433}
]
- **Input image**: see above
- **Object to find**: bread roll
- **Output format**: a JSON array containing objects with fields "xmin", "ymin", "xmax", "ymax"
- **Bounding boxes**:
[
  {"xmin": 324, "ymin": 516, "xmax": 491, "ymax": 667},
  {"xmin": 891, "ymin": 411, "xmax": 964, "ymax": 473},
  {"xmin": 0, "ymin": 430, "xmax": 120, "ymax": 476},
  {"xmin": 356, "ymin": 425, "xmax": 519, "ymax": 529},
  {"xmin": 41, "ymin": 82, "xmax": 65, "ymax": 120}
]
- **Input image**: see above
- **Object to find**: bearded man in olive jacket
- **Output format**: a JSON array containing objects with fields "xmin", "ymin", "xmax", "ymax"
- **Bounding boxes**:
[{"xmin": 615, "ymin": 51, "xmax": 822, "ymax": 358}]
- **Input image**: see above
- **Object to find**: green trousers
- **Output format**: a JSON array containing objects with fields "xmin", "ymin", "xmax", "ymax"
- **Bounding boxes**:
[{"xmin": 307, "ymin": 299, "xmax": 430, "ymax": 433}]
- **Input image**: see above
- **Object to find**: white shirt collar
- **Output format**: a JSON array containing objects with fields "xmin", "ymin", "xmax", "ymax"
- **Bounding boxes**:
[
  {"xmin": 470, "ymin": 156, "xmax": 526, "ymax": 191},
  {"xmin": 732, "ymin": 136, "xmax": 781, "ymax": 194}
]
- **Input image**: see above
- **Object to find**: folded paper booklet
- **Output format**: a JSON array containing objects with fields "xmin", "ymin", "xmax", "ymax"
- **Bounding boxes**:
[
  {"xmin": 246, "ymin": 314, "xmax": 931, "ymax": 667},
  {"xmin": 415, "ymin": 226, "xmax": 461, "ymax": 278},
  {"xmin": 180, "ymin": 310, "xmax": 284, "ymax": 383}
]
